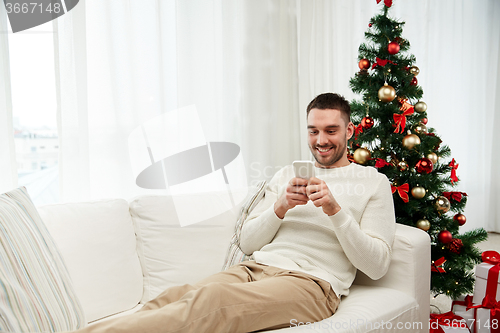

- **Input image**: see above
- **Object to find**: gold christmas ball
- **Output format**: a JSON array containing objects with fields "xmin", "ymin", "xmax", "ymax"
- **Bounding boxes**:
[
  {"xmin": 402, "ymin": 134, "xmax": 421, "ymax": 149},
  {"xmin": 411, "ymin": 186, "xmax": 426, "ymax": 199},
  {"xmin": 427, "ymin": 152, "xmax": 438, "ymax": 165},
  {"xmin": 414, "ymin": 101, "xmax": 427, "ymax": 113},
  {"xmin": 409, "ymin": 66, "xmax": 420, "ymax": 76},
  {"xmin": 434, "ymin": 196, "xmax": 451, "ymax": 213},
  {"xmin": 378, "ymin": 83, "xmax": 396, "ymax": 103},
  {"xmin": 353, "ymin": 148, "xmax": 371, "ymax": 164},
  {"xmin": 398, "ymin": 160, "xmax": 409, "ymax": 171},
  {"xmin": 414, "ymin": 124, "xmax": 428, "ymax": 134},
  {"xmin": 416, "ymin": 219, "xmax": 430, "ymax": 231}
]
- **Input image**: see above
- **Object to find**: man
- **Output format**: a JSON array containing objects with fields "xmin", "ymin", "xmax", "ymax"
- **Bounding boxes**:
[{"xmin": 74, "ymin": 93, "xmax": 395, "ymax": 333}]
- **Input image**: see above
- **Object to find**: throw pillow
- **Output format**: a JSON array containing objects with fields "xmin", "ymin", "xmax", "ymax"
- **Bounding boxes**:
[
  {"xmin": 221, "ymin": 180, "xmax": 267, "ymax": 271},
  {"xmin": 0, "ymin": 187, "xmax": 86, "ymax": 332}
]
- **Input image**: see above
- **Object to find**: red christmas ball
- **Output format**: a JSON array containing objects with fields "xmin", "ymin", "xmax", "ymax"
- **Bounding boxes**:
[
  {"xmin": 387, "ymin": 41, "xmax": 400, "ymax": 55},
  {"xmin": 438, "ymin": 230, "xmax": 453, "ymax": 244},
  {"xmin": 449, "ymin": 238, "xmax": 463, "ymax": 254},
  {"xmin": 415, "ymin": 158, "xmax": 433, "ymax": 174},
  {"xmin": 421, "ymin": 118, "xmax": 428, "ymax": 125},
  {"xmin": 454, "ymin": 213, "xmax": 467, "ymax": 226},
  {"xmin": 361, "ymin": 116, "xmax": 374, "ymax": 129},
  {"xmin": 410, "ymin": 77, "xmax": 418, "ymax": 86},
  {"xmin": 369, "ymin": 23, "xmax": 373, "ymax": 27},
  {"xmin": 358, "ymin": 59, "xmax": 371, "ymax": 70}
]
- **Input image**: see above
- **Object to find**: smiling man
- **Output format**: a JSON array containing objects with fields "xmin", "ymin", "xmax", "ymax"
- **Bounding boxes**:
[{"xmin": 72, "ymin": 93, "xmax": 395, "ymax": 333}]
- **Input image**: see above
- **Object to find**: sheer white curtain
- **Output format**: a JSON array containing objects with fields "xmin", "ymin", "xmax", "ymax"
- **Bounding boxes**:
[
  {"xmin": 46, "ymin": 0, "xmax": 500, "ymax": 230},
  {"xmin": 0, "ymin": 8, "xmax": 17, "ymax": 194}
]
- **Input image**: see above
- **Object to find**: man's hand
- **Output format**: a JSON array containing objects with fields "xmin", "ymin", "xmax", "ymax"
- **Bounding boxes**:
[
  {"xmin": 274, "ymin": 177, "xmax": 309, "ymax": 219},
  {"xmin": 306, "ymin": 177, "xmax": 341, "ymax": 216}
]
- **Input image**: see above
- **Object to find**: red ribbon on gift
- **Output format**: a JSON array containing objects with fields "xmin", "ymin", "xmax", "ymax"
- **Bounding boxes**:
[
  {"xmin": 376, "ymin": 0, "xmax": 393, "ymax": 8},
  {"xmin": 393, "ymin": 107, "xmax": 414, "ymax": 134},
  {"xmin": 443, "ymin": 191, "xmax": 468, "ymax": 202},
  {"xmin": 479, "ymin": 250, "xmax": 500, "ymax": 320},
  {"xmin": 391, "ymin": 183, "xmax": 409, "ymax": 203},
  {"xmin": 450, "ymin": 159, "xmax": 459, "ymax": 184},
  {"xmin": 371, "ymin": 57, "xmax": 396, "ymax": 70},
  {"xmin": 430, "ymin": 312, "xmax": 468, "ymax": 333},
  {"xmin": 375, "ymin": 158, "xmax": 392, "ymax": 169}
]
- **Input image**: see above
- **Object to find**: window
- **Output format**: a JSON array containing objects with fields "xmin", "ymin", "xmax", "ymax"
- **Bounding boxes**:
[{"xmin": 8, "ymin": 20, "xmax": 59, "ymax": 205}]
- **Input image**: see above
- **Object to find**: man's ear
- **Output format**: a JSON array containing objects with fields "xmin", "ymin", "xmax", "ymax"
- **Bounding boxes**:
[{"xmin": 346, "ymin": 122, "xmax": 355, "ymax": 140}]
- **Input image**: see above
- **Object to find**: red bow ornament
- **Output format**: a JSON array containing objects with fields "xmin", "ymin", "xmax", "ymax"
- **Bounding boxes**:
[
  {"xmin": 354, "ymin": 124, "xmax": 363, "ymax": 140},
  {"xmin": 449, "ymin": 158, "xmax": 459, "ymax": 184},
  {"xmin": 375, "ymin": 158, "xmax": 392, "ymax": 169},
  {"xmin": 371, "ymin": 57, "xmax": 396, "ymax": 70},
  {"xmin": 391, "ymin": 183, "xmax": 409, "ymax": 203},
  {"xmin": 376, "ymin": 0, "xmax": 393, "ymax": 8},
  {"xmin": 393, "ymin": 104, "xmax": 415, "ymax": 133},
  {"xmin": 431, "ymin": 257, "xmax": 446, "ymax": 273},
  {"xmin": 443, "ymin": 191, "xmax": 468, "ymax": 202}
]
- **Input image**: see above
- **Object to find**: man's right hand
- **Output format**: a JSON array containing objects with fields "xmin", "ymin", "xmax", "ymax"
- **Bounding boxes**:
[{"xmin": 274, "ymin": 177, "xmax": 309, "ymax": 219}]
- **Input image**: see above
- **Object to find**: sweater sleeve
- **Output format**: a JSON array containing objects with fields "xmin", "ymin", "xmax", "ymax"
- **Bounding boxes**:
[
  {"xmin": 329, "ymin": 175, "xmax": 396, "ymax": 280},
  {"xmin": 239, "ymin": 169, "xmax": 286, "ymax": 255}
]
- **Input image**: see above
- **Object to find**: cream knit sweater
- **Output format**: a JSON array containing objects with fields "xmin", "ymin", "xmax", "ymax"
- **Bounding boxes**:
[{"xmin": 239, "ymin": 163, "xmax": 396, "ymax": 297}]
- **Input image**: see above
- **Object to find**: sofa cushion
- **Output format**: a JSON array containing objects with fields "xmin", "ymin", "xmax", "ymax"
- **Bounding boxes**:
[
  {"xmin": 0, "ymin": 187, "xmax": 86, "ymax": 332},
  {"xmin": 273, "ymin": 285, "xmax": 419, "ymax": 332},
  {"xmin": 221, "ymin": 181, "xmax": 266, "ymax": 270},
  {"xmin": 37, "ymin": 198, "xmax": 143, "ymax": 323},
  {"xmin": 129, "ymin": 190, "xmax": 246, "ymax": 303}
]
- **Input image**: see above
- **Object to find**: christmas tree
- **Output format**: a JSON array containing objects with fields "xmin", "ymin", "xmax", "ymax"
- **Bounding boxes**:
[{"xmin": 348, "ymin": 0, "xmax": 487, "ymax": 300}]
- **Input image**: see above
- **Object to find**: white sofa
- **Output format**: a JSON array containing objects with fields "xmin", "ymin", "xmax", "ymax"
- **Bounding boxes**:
[{"xmin": 36, "ymin": 190, "xmax": 431, "ymax": 333}]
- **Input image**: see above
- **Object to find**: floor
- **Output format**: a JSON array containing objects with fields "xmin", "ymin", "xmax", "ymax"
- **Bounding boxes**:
[{"xmin": 430, "ymin": 232, "xmax": 500, "ymax": 313}]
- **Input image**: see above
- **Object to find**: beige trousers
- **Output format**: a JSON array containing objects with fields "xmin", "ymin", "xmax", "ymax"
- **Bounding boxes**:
[{"xmin": 76, "ymin": 261, "xmax": 340, "ymax": 333}]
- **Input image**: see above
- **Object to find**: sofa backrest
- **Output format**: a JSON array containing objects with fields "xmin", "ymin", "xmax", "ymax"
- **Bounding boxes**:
[{"xmin": 38, "ymin": 199, "xmax": 144, "ymax": 323}]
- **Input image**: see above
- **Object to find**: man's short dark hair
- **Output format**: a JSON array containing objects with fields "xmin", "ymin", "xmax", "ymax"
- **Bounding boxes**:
[{"xmin": 306, "ymin": 93, "xmax": 351, "ymax": 124}]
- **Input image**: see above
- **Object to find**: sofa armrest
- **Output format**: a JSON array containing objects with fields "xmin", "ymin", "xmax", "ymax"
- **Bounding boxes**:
[{"xmin": 353, "ymin": 223, "xmax": 431, "ymax": 330}]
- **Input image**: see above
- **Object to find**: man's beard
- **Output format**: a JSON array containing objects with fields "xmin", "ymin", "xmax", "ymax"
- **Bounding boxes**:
[{"xmin": 309, "ymin": 137, "xmax": 347, "ymax": 168}]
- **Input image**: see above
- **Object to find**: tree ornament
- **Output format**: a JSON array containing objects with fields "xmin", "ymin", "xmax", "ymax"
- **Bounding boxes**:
[
  {"xmin": 358, "ymin": 59, "xmax": 371, "ymax": 70},
  {"xmin": 402, "ymin": 133, "xmax": 421, "ymax": 149},
  {"xmin": 353, "ymin": 148, "xmax": 371, "ymax": 164},
  {"xmin": 448, "ymin": 238, "xmax": 464, "ymax": 254},
  {"xmin": 410, "ymin": 77, "xmax": 418, "ymax": 86},
  {"xmin": 454, "ymin": 213, "xmax": 467, "ymax": 226},
  {"xmin": 398, "ymin": 160, "xmax": 408, "ymax": 171},
  {"xmin": 415, "ymin": 158, "xmax": 433, "ymax": 174},
  {"xmin": 387, "ymin": 41, "xmax": 400, "ymax": 55},
  {"xmin": 416, "ymin": 219, "xmax": 430, "ymax": 231},
  {"xmin": 411, "ymin": 186, "xmax": 426, "ymax": 199},
  {"xmin": 427, "ymin": 152, "xmax": 438, "ymax": 165},
  {"xmin": 421, "ymin": 117, "xmax": 428, "ymax": 125},
  {"xmin": 378, "ymin": 83, "xmax": 396, "ymax": 102},
  {"xmin": 361, "ymin": 116, "xmax": 374, "ymax": 129},
  {"xmin": 414, "ymin": 124, "xmax": 428, "ymax": 134},
  {"xmin": 438, "ymin": 230, "xmax": 453, "ymax": 244},
  {"xmin": 369, "ymin": 23, "xmax": 373, "ymax": 27},
  {"xmin": 434, "ymin": 196, "xmax": 451, "ymax": 213},
  {"xmin": 414, "ymin": 101, "xmax": 427, "ymax": 113},
  {"xmin": 409, "ymin": 66, "xmax": 420, "ymax": 76}
]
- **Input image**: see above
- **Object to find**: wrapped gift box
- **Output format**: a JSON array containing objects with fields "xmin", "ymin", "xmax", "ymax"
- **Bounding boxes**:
[
  {"xmin": 430, "ymin": 312, "xmax": 470, "ymax": 333},
  {"xmin": 452, "ymin": 295, "xmax": 500, "ymax": 333},
  {"xmin": 473, "ymin": 263, "xmax": 500, "ymax": 304},
  {"xmin": 452, "ymin": 296, "xmax": 475, "ymax": 332}
]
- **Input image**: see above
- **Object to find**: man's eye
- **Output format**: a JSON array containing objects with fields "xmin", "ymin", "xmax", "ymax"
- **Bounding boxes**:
[
  {"xmin": 309, "ymin": 131, "xmax": 318, "ymax": 135},
  {"xmin": 328, "ymin": 131, "xmax": 336, "ymax": 134}
]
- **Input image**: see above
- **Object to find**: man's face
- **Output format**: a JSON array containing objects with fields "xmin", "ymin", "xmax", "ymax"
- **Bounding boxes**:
[{"xmin": 307, "ymin": 108, "xmax": 354, "ymax": 168}]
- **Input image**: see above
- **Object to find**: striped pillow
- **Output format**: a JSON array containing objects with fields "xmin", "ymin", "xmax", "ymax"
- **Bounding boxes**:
[
  {"xmin": 221, "ymin": 181, "xmax": 267, "ymax": 271},
  {"xmin": 0, "ymin": 187, "xmax": 86, "ymax": 332}
]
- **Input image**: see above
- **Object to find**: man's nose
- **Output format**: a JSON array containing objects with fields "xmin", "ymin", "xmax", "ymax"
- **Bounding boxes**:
[{"xmin": 317, "ymin": 132, "xmax": 328, "ymax": 145}]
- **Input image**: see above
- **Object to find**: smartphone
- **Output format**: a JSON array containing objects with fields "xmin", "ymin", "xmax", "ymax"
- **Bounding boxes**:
[{"xmin": 293, "ymin": 161, "xmax": 315, "ymax": 180}]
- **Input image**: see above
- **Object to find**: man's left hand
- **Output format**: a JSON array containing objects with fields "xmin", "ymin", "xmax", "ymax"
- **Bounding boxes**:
[{"xmin": 306, "ymin": 177, "xmax": 341, "ymax": 216}]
